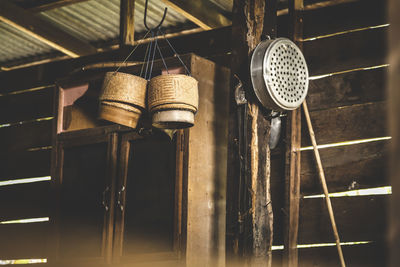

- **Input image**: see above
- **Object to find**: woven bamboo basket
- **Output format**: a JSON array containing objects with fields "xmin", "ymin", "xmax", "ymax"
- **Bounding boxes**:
[
  {"xmin": 99, "ymin": 72, "xmax": 147, "ymax": 128},
  {"xmin": 148, "ymin": 74, "xmax": 198, "ymax": 129}
]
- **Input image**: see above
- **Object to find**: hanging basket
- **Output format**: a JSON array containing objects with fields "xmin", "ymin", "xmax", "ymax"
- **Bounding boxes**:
[
  {"xmin": 99, "ymin": 72, "xmax": 147, "ymax": 128},
  {"xmin": 148, "ymin": 74, "xmax": 198, "ymax": 129}
]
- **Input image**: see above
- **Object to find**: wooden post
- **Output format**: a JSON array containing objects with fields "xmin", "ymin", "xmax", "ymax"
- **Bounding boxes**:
[
  {"xmin": 283, "ymin": 0, "xmax": 303, "ymax": 266},
  {"xmin": 120, "ymin": 0, "xmax": 135, "ymax": 47},
  {"xmin": 388, "ymin": 0, "xmax": 400, "ymax": 266},
  {"xmin": 228, "ymin": 0, "xmax": 276, "ymax": 266}
]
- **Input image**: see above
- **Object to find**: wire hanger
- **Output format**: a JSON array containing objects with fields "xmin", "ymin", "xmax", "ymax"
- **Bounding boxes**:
[{"xmin": 144, "ymin": 0, "xmax": 167, "ymax": 32}]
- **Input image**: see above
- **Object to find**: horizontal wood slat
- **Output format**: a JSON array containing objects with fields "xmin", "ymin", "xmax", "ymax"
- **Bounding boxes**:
[
  {"xmin": 298, "ymin": 241, "xmax": 387, "ymax": 267},
  {"xmin": 304, "ymin": 27, "xmax": 387, "ymax": 76},
  {"xmin": 0, "ymin": 87, "xmax": 54, "ymax": 125},
  {"xmin": 303, "ymin": 0, "xmax": 387, "ymax": 38},
  {"xmin": 0, "ymin": 222, "xmax": 49, "ymax": 259},
  {"xmin": 301, "ymin": 140, "xmax": 389, "ymax": 195},
  {"xmin": 278, "ymin": 0, "xmax": 387, "ymax": 38},
  {"xmin": 307, "ymin": 67, "xmax": 386, "ymax": 111},
  {"xmin": 0, "ymin": 119, "xmax": 52, "ymax": 153},
  {"xmin": 0, "ymin": 150, "xmax": 51, "ymax": 181},
  {"xmin": 0, "ymin": 181, "xmax": 51, "ymax": 221},
  {"xmin": 301, "ymin": 101, "xmax": 387, "ymax": 146},
  {"xmin": 298, "ymin": 195, "xmax": 388, "ymax": 244}
]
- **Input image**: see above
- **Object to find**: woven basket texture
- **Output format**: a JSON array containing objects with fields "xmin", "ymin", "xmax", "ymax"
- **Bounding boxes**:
[
  {"xmin": 148, "ymin": 74, "xmax": 198, "ymax": 112},
  {"xmin": 99, "ymin": 72, "xmax": 147, "ymax": 108},
  {"xmin": 101, "ymin": 100, "xmax": 141, "ymax": 114}
]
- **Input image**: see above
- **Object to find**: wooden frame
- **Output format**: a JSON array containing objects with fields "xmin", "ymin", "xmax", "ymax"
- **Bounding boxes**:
[
  {"xmin": 112, "ymin": 129, "xmax": 188, "ymax": 265},
  {"xmin": 51, "ymin": 130, "xmax": 118, "ymax": 266}
]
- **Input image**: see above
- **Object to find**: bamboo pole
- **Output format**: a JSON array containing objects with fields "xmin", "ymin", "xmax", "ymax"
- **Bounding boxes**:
[{"xmin": 302, "ymin": 100, "xmax": 346, "ymax": 267}]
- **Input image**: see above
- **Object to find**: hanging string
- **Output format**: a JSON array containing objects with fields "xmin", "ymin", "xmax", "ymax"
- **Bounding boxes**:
[
  {"xmin": 156, "ymin": 29, "xmax": 169, "ymax": 74},
  {"xmin": 159, "ymin": 28, "xmax": 191, "ymax": 76},
  {"xmin": 114, "ymin": 30, "xmax": 151, "ymax": 75},
  {"xmin": 148, "ymin": 32, "xmax": 160, "ymax": 80},
  {"xmin": 144, "ymin": 32, "xmax": 155, "ymax": 80},
  {"xmin": 140, "ymin": 38, "xmax": 152, "ymax": 78}
]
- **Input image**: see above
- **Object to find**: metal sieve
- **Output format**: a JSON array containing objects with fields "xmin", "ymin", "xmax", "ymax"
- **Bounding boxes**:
[{"xmin": 250, "ymin": 38, "xmax": 309, "ymax": 111}]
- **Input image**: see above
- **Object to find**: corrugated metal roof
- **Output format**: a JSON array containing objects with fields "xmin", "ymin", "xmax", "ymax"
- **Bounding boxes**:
[
  {"xmin": 0, "ymin": 22, "xmax": 54, "ymax": 62},
  {"xmin": 39, "ymin": 0, "xmax": 188, "ymax": 43},
  {"xmin": 0, "ymin": 0, "xmax": 192, "ymax": 67}
]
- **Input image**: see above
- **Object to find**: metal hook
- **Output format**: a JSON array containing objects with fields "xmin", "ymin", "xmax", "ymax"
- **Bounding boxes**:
[{"xmin": 144, "ymin": 0, "xmax": 168, "ymax": 31}]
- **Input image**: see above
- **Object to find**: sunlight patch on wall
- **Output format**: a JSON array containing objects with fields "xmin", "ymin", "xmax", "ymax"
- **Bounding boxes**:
[
  {"xmin": 27, "ymin": 146, "xmax": 52, "ymax": 152},
  {"xmin": 0, "ymin": 117, "xmax": 53, "ymax": 128},
  {"xmin": 0, "ymin": 176, "xmax": 51, "ymax": 187},
  {"xmin": 309, "ymin": 64, "xmax": 389, "ymax": 81},
  {"xmin": 272, "ymin": 241, "xmax": 371, "ymax": 251},
  {"xmin": 300, "ymin": 136, "xmax": 391, "ymax": 151},
  {"xmin": 0, "ymin": 217, "xmax": 49, "ymax": 225},
  {"xmin": 303, "ymin": 186, "xmax": 392, "ymax": 199},
  {"xmin": 0, "ymin": 259, "xmax": 47, "ymax": 265},
  {"xmin": 302, "ymin": 24, "xmax": 390, "ymax": 42}
]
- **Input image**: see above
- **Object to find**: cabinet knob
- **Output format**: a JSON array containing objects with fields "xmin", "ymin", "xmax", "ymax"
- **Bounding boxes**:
[
  {"xmin": 102, "ymin": 186, "xmax": 110, "ymax": 212},
  {"xmin": 117, "ymin": 185, "xmax": 126, "ymax": 211}
]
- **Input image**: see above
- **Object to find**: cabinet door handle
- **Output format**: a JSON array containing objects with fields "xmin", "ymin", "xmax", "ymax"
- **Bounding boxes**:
[
  {"xmin": 102, "ymin": 186, "xmax": 110, "ymax": 212},
  {"xmin": 117, "ymin": 185, "xmax": 125, "ymax": 211}
]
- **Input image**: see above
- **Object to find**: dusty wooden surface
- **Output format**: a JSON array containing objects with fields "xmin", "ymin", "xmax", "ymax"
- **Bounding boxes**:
[
  {"xmin": 186, "ymin": 56, "xmax": 229, "ymax": 267},
  {"xmin": 388, "ymin": 0, "xmax": 400, "ymax": 266}
]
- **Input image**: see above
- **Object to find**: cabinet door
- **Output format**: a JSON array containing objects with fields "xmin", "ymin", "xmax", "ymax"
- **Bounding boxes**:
[
  {"xmin": 54, "ymin": 132, "xmax": 117, "ymax": 265},
  {"xmin": 113, "ymin": 130, "xmax": 187, "ymax": 264}
]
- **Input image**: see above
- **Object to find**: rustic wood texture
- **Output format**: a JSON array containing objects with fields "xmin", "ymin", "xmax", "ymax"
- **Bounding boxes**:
[
  {"xmin": 0, "ymin": 119, "xmax": 53, "ymax": 153},
  {"xmin": 0, "ymin": 222, "xmax": 49, "ymax": 259},
  {"xmin": 303, "ymin": 27, "xmax": 387, "ymax": 76},
  {"xmin": 298, "ymin": 241, "xmax": 387, "ymax": 267},
  {"xmin": 0, "ymin": 87, "xmax": 54, "ymax": 125},
  {"xmin": 301, "ymin": 140, "xmax": 389, "ymax": 195},
  {"xmin": 302, "ymin": 101, "xmax": 346, "ymax": 267},
  {"xmin": 120, "ymin": 0, "xmax": 135, "ymax": 46},
  {"xmin": 186, "ymin": 55, "xmax": 229, "ymax": 267},
  {"xmin": 388, "ymin": 0, "xmax": 400, "ymax": 266},
  {"xmin": 228, "ymin": 0, "xmax": 276, "ymax": 266},
  {"xmin": 0, "ymin": 181, "xmax": 50, "ymax": 221},
  {"xmin": 307, "ymin": 67, "xmax": 387, "ymax": 112},
  {"xmin": 282, "ymin": 0, "xmax": 303, "ymax": 266},
  {"xmin": 0, "ymin": 1, "xmax": 97, "ymax": 57},
  {"xmin": 278, "ymin": 0, "xmax": 388, "ymax": 39},
  {"xmin": 0, "ymin": 150, "xmax": 51, "ymax": 181},
  {"xmin": 162, "ymin": 0, "xmax": 231, "ymax": 30},
  {"xmin": 298, "ymin": 195, "xmax": 388, "ymax": 244},
  {"xmin": 301, "ymin": 101, "xmax": 387, "ymax": 146}
]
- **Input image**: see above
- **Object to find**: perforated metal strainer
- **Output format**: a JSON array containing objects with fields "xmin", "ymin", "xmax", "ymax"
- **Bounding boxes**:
[{"xmin": 250, "ymin": 38, "xmax": 309, "ymax": 111}]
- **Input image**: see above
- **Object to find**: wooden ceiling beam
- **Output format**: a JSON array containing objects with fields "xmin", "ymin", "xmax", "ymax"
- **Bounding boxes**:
[
  {"xmin": 120, "ymin": 0, "xmax": 135, "ymax": 46},
  {"xmin": 162, "ymin": 0, "xmax": 231, "ymax": 30},
  {"xmin": 0, "ymin": 0, "xmax": 97, "ymax": 58}
]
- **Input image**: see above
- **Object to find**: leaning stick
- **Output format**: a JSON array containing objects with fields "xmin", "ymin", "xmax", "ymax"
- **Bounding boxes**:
[{"xmin": 302, "ymin": 101, "xmax": 346, "ymax": 267}]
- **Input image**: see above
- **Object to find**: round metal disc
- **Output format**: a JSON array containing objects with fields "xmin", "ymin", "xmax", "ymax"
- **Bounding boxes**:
[{"xmin": 263, "ymin": 38, "xmax": 308, "ymax": 110}]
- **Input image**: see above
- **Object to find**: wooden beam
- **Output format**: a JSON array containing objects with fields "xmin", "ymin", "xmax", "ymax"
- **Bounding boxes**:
[
  {"xmin": 227, "ymin": 0, "xmax": 276, "ymax": 266},
  {"xmin": 120, "ymin": 0, "xmax": 135, "ymax": 46},
  {"xmin": 283, "ymin": 0, "xmax": 303, "ymax": 266},
  {"xmin": 0, "ymin": 0, "xmax": 97, "ymax": 58},
  {"xmin": 162, "ymin": 0, "xmax": 231, "ymax": 30},
  {"xmin": 388, "ymin": 0, "xmax": 400, "ymax": 266}
]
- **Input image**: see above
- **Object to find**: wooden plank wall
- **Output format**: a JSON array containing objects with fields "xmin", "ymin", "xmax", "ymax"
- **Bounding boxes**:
[
  {"xmin": 0, "ymin": 84, "xmax": 54, "ymax": 262},
  {"xmin": 0, "ymin": 0, "xmax": 390, "ymax": 264},
  {"xmin": 272, "ymin": 0, "xmax": 390, "ymax": 266}
]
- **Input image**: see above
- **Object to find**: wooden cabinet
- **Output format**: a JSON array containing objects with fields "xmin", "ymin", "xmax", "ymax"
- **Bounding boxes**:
[
  {"xmin": 52, "ymin": 54, "xmax": 229, "ymax": 266},
  {"xmin": 53, "ymin": 130, "xmax": 118, "ymax": 265},
  {"xmin": 52, "ymin": 127, "xmax": 187, "ymax": 266}
]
